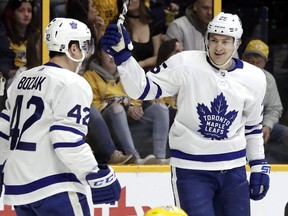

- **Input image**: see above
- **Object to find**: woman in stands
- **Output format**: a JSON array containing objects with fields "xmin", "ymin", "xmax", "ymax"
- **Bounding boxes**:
[{"xmin": 0, "ymin": 0, "xmax": 38, "ymax": 111}]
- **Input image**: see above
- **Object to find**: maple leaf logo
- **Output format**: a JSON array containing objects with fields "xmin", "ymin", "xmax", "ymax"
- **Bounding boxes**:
[
  {"xmin": 70, "ymin": 21, "xmax": 77, "ymax": 29},
  {"xmin": 197, "ymin": 93, "xmax": 238, "ymax": 140}
]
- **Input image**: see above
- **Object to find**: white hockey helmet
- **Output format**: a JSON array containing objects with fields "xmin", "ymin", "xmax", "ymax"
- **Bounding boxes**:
[
  {"xmin": 45, "ymin": 18, "xmax": 92, "ymax": 54},
  {"xmin": 205, "ymin": 12, "xmax": 243, "ymax": 68},
  {"xmin": 207, "ymin": 12, "xmax": 243, "ymax": 41}
]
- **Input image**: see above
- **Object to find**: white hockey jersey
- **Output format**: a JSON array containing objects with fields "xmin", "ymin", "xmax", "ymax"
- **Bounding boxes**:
[
  {"xmin": 0, "ymin": 62, "xmax": 98, "ymax": 205},
  {"xmin": 118, "ymin": 51, "xmax": 266, "ymax": 171}
]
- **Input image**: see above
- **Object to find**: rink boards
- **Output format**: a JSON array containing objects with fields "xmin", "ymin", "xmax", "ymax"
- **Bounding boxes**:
[{"xmin": 0, "ymin": 165, "xmax": 287, "ymax": 216}]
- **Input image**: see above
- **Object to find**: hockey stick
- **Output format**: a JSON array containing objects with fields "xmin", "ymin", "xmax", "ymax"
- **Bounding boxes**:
[{"xmin": 112, "ymin": 0, "xmax": 133, "ymax": 52}]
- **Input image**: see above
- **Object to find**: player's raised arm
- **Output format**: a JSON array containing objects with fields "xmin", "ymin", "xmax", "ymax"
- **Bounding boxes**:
[{"xmin": 100, "ymin": 23, "xmax": 183, "ymax": 100}]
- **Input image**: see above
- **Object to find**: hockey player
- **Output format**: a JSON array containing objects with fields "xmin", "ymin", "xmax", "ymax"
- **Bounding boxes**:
[
  {"xmin": 0, "ymin": 18, "xmax": 121, "ymax": 215},
  {"xmin": 100, "ymin": 12, "xmax": 270, "ymax": 216}
]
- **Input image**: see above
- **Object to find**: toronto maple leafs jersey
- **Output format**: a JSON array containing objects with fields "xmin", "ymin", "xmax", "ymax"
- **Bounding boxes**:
[
  {"xmin": 0, "ymin": 62, "xmax": 98, "ymax": 205},
  {"xmin": 118, "ymin": 51, "xmax": 266, "ymax": 171}
]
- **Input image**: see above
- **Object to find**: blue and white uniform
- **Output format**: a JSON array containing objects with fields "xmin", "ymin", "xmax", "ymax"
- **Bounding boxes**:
[
  {"xmin": 0, "ymin": 62, "xmax": 98, "ymax": 205},
  {"xmin": 118, "ymin": 51, "xmax": 266, "ymax": 170}
]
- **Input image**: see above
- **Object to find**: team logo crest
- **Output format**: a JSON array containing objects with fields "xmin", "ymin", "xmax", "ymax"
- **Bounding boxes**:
[
  {"xmin": 197, "ymin": 93, "xmax": 238, "ymax": 140},
  {"xmin": 70, "ymin": 21, "xmax": 77, "ymax": 29}
]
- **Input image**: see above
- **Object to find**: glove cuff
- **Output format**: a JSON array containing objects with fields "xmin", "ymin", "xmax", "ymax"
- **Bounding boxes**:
[
  {"xmin": 249, "ymin": 159, "xmax": 270, "ymax": 175},
  {"xmin": 86, "ymin": 166, "xmax": 117, "ymax": 188},
  {"xmin": 249, "ymin": 159, "xmax": 268, "ymax": 167},
  {"xmin": 114, "ymin": 50, "xmax": 131, "ymax": 66}
]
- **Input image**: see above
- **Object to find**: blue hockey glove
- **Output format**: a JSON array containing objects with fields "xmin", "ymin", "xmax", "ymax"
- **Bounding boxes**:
[
  {"xmin": 100, "ymin": 23, "xmax": 132, "ymax": 66},
  {"xmin": 249, "ymin": 159, "xmax": 270, "ymax": 201},
  {"xmin": 86, "ymin": 164, "xmax": 121, "ymax": 204},
  {"xmin": 0, "ymin": 164, "xmax": 4, "ymax": 197}
]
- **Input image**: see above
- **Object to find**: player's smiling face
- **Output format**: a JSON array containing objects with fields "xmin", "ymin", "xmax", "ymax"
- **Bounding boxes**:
[{"xmin": 208, "ymin": 34, "xmax": 235, "ymax": 67}]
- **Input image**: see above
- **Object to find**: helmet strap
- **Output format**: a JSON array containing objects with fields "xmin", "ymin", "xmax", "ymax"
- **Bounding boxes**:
[
  {"xmin": 65, "ymin": 50, "xmax": 86, "ymax": 74},
  {"xmin": 206, "ymin": 38, "xmax": 238, "ymax": 69}
]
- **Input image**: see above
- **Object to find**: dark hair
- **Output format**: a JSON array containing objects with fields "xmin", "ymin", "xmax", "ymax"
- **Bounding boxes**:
[
  {"xmin": 66, "ymin": 0, "xmax": 98, "ymax": 48},
  {"xmin": 66, "ymin": 0, "xmax": 89, "ymax": 24},
  {"xmin": 4, "ymin": 0, "xmax": 35, "ymax": 11},
  {"xmin": 156, "ymin": 38, "xmax": 179, "ymax": 65},
  {"xmin": 26, "ymin": 30, "xmax": 41, "ymax": 69},
  {"xmin": 49, "ymin": 41, "xmax": 80, "ymax": 58},
  {"xmin": 2, "ymin": 0, "xmax": 36, "ymax": 45}
]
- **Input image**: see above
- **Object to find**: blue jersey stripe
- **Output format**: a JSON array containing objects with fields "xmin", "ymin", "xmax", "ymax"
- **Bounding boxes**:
[
  {"xmin": 245, "ymin": 125, "xmax": 255, "ymax": 130},
  {"xmin": 154, "ymin": 81, "xmax": 162, "ymax": 99},
  {"xmin": 50, "ymin": 125, "xmax": 85, "ymax": 137},
  {"xmin": 138, "ymin": 77, "xmax": 150, "ymax": 100},
  {"xmin": 0, "ymin": 112, "xmax": 9, "ymax": 121},
  {"xmin": 53, "ymin": 139, "xmax": 85, "ymax": 149},
  {"xmin": 170, "ymin": 148, "xmax": 246, "ymax": 162},
  {"xmin": 0, "ymin": 131, "xmax": 9, "ymax": 140},
  {"xmin": 138, "ymin": 77, "xmax": 162, "ymax": 100},
  {"xmin": 16, "ymin": 141, "xmax": 36, "ymax": 151},
  {"xmin": 245, "ymin": 129, "xmax": 262, "ymax": 136},
  {"xmin": 5, "ymin": 173, "xmax": 80, "ymax": 195},
  {"xmin": 245, "ymin": 123, "xmax": 261, "ymax": 130}
]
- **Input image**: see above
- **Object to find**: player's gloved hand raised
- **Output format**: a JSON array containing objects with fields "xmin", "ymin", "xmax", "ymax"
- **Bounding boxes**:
[
  {"xmin": 86, "ymin": 164, "xmax": 121, "ymax": 204},
  {"xmin": 249, "ymin": 159, "xmax": 270, "ymax": 200},
  {"xmin": 100, "ymin": 23, "xmax": 132, "ymax": 66}
]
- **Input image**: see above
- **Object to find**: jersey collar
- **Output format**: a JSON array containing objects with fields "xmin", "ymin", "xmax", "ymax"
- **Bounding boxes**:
[{"xmin": 207, "ymin": 56, "xmax": 244, "ymax": 72}]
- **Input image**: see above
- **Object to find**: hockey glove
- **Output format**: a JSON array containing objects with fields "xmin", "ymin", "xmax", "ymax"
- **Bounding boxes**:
[
  {"xmin": 100, "ymin": 23, "xmax": 132, "ymax": 66},
  {"xmin": 86, "ymin": 164, "xmax": 121, "ymax": 204},
  {"xmin": 249, "ymin": 159, "xmax": 270, "ymax": 200},
  {"xmin": 0, "ymin": 164, "xmax": 4, "ymax": 197}
]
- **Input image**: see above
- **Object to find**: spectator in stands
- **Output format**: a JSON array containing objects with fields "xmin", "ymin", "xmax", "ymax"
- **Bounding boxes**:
[
  {"xmin": 87, "ymin": 105, "xmax": 133, "ymax": 164},
  {"xmin": 66, "ymin": 0, "xmax": 104, "ymax": 49},
  {"xmin": 144, "ymin": 0, "xmax": 167, "ymax": 35},
  {"xmin": 0, "ymin": 0, "xmax": 37, "ymax": 79},
  {"xmin": 0, "ymin": 0, "xmax": 38, "ymax": 111},
  {"xmin": 93, "ymin": 0, "xmax": 118, "ymax": 34},
  {"xmin": 165, "ymin": 0, "xmax": 212, "ymax": 51},
  {"xmin": 146, "ymin": 0, "xmax": 185, "ymax": 34},
  {"xmin": 113, "ymin": 0, "xmax": 170, "ymax": 161},
  {"xmin": 242, "ymin": 39, "xmax": 288, "ymax": 163},
  {"xmin": 173, "ymin": 0, "xmax": 194, "ymax": 17},
  {"xmin": 113, "ymin": 0, "xmax": 162, "ymax": 72},
  {"xmin": 7, "ymin": 30, "xmax": 41, "ymax": 87},
  {"xmin": 156, "ymin": 38, "xmax": 183, "ymax": 127},
  {"xmin": 83, "ymin": 45, "xmax": 163, "ymax": 164},
  {"xmin": 127, "ymin": 98, "xmax": 170, "ymax": 164},
  {"xmin": 163, "ymin": 1, "xmax": 180, "ymax": 30}
]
